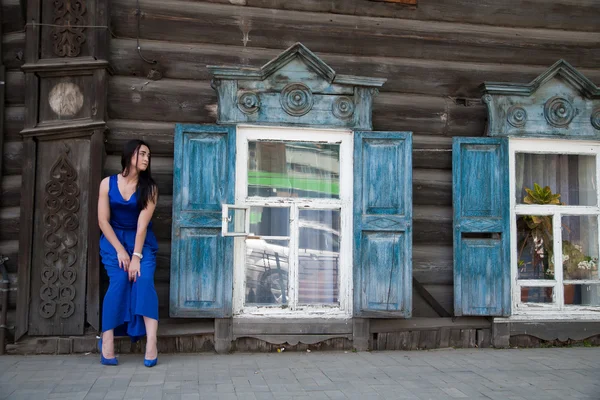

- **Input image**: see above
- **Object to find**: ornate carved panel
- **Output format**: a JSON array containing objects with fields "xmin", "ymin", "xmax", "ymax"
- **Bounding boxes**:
[
  {"xmin": 39, "ymin": 147, "xmax": 80, "ymax": 319},
  {"xmin": 52, "ymin": 0, "xmax": 87, "ymax": 57},
  {"xmin": 39, "ymin": 0, "xmax": 95, "ymax": 59},
  {"xmin": 28, "ymin": 140, "xmax": 89, "ymax": 336}
]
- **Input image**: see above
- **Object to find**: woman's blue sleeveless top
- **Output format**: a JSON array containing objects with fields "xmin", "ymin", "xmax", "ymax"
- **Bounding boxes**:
[{"xmin": 108, "ymin": 174, "xmax": 153, "ymax": 231}]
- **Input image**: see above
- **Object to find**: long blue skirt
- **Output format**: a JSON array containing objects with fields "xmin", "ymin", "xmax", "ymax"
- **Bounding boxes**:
[{"xmin": 100, "ymin": 228, "xmax": 159, "ymax": 342}]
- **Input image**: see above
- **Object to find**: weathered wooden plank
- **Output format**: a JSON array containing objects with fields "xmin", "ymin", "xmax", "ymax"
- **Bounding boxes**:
[
  {"xmin": 0, "ymin": 206, "xmax": 18, "ymax": 241},
  {"xmin": 106, "ymin": 120, "xmax": 175, "ymax": 156},
  {"xmin": 449, "ymin": 329, "xmax": 463, "ymax": 348},
  {"xmin": 108, "ymin": 78, "xmax": 487, "ymax": 137},
  {"xmin": 418, "ymin": 330, "xmax": 439, "ymax": 350},
  {"xmin": 0, "ymin": 174, "xmax": 21, "ymax": 207},
  {"xmin": 1, "ymin": 0, "xmax": 24, "ymax": 34},
  {"xmin": 461, "ymin": 329, "xmax": 477, "ymax": 348},
  {"xmin": 2, "ymin": 32, "xmax": 25, "ymax": 70},
  {"xmin": 233, "ymin": 318, "xmax": 352, "ymax": 335},
  {"xmin": 477, "ymin": 328, "xmax": 492, "ymax": 348},
  {"xmin": 370, "ymin": 318, "xmax": 491, "ymax": 334},
  {"xmin": 110, "ymin": 38, "xmax": 600, "ymax": 99},
  {"xmin": 413, "ymin": 136, "xmax": 452, "ymax": 169},
  {"xmin": 2, "ymin": 140, "xmax": 21, "ymax": 175},
  {"xmin": 413, "ymin": 245, "xmax": 453, "ymax": 278},
  {"xmin": 413, "ymin": 169, "xmax": 452, "ymax": 206},
  {"xmin": 6, "ymin": 70, "xmax": 23, "ymax": 105},
  {"xmin": 413, "ymin": 205, "xmax": 452, "ymax": 245},
  {"xmin": 374, "ymin": 93, "xmax": 486, "ymax": 137},
  {"xmin": 5, "ymin": 106, "xmax": 24, "ymax": 142},
  {"xmin": 413, "ymin": 277, "xmax": 451, "ymax": 318},
  {"xmin": 233, "ymin": 0, "xmax": 600, "ymax": 32},
  {"xmin": 111, "ymin": 0, "xmax": 600, "ymax": 67},
  {"xmin": 108, "ymin": 76, "xmax": 216, "ymax": 123}
]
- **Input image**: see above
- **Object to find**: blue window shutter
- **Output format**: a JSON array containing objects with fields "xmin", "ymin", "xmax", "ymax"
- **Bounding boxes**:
[
  {"xmin": 354, "ymin": 131, "xmax": 412, "ymax": 318},
  {"xmin": 452, "ymin": 137, "xmax": 510, "ymax": 317},
  {"xmin": 170, "ymin": 124, "xmax": 236, "ymax": 317}
]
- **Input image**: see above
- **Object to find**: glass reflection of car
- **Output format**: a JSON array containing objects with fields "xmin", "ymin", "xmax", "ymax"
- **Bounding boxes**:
[{"xmin": 244, "ymin": 220, "xmax": 340, "ymax": 307}]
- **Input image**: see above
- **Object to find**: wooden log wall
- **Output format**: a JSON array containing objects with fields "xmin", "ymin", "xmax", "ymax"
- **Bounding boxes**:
[
  {"xmin": 105, "ymin": 0, "xmax": 600, "ymax": 319},
  {"xmin": 0, "ymin": 0, "xmax": 24, "ymax": 337}
]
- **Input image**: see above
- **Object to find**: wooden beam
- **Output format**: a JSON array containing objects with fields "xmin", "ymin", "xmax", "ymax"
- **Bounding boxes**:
[
  {"xmin": 370, "ymin": 0, "xmax": 416, "ymax": 4},
  {"xmin": 111, "ymin": 0, "xmax": 600, "ymax": 67},
  {"xmin": 413, "ymin": 277, "xmax": 452, "ymax": 317},
  {"xmin": 0, "ymin": 175, "xmax": 21, "ymax": 207},
  {"xmin": 108, "ymin": 38, "xmax": 600, "ymax": 99},
  {"xmin": 233, "ymin": 0, "xmax": 600, "ymax": 32},
  {"xmin": 370, "ymin": 317, "xmax": 491, "ymax": 333}
]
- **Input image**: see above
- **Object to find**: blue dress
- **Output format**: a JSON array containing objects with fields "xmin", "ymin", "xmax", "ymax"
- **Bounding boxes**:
[{"xmin": 100, "ymin": 174, "xmax": 159, "ymax": 342}]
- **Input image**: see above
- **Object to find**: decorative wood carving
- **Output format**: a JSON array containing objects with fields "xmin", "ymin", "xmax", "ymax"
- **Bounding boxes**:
[
  {"xmin": 482, "ymin": 60, "xmax": 600, "ymax": 139},
  {"xmin": 52, "ymin": 0, "xmax": 87, "ymax": 57},
  {"xmin": 237, "ymin": 92, "xmax": 260, "ymax": 114},
  {"xmin": 208, "ymin": 43, "xmax": 386, "ymax": 130},
  {"xmin": 506, "ymin": 106, "xmax": 527, "ymax": 128},
  {"xmin": 280, "ymin": 83, "xmax": 313, "ymax": 117},
  {"xmin": 39, "ymin": 146, "xmax": 80, "ymax": 319},
  {"xmin": 332, "ymin": 97, "xmax": 355, "ymax": 120},
  {"xmin": 544, "ymin": 96, "xmax": 575, "ymax": 128}
]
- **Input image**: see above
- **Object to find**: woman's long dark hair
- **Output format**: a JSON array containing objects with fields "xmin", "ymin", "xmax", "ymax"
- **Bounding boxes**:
[{"xmin": 121, "ymin": 139, "xmax": 158, "ymax": 210}]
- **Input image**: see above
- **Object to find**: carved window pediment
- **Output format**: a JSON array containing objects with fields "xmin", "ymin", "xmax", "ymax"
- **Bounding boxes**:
[
  {"xmin": 481, "ymin": 60, "xmax": 600, "ymax": 139},
  {"xmin": 208, "ymin": 43, "xmax": 386, "ymax": 130}
]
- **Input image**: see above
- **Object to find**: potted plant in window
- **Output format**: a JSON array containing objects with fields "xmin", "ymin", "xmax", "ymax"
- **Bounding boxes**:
[
  {"xmin": 517, "ymin": 184, "xmax": 559, "ymax": 283},
  {"xmin": 518, "ymin": 184, "xmax": 599, "ymax": 304}
]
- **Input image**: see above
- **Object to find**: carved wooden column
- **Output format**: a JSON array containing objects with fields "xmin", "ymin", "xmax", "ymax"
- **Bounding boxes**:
[{"xmin": 15, "ymin": 0, "xmax": 109, "ymax": 339}]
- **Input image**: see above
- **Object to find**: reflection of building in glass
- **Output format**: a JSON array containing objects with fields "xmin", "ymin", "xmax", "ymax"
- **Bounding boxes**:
[{"xmin": 248, "ymin": 141, "xmax": 340, "ymax": 198}]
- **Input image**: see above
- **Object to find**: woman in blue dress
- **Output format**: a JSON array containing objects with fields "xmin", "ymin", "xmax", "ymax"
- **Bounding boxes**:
[{"xmin": 98, "ymin": 139, "xmax": 159, "ymax": 367}]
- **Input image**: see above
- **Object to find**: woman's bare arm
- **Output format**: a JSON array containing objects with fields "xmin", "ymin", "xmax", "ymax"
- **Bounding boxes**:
[
  {"xmin": 98, "ymin": 177, "xmax": 129, "ymax": 269},
  {"xmin": 128, "ymin": 189, "xmax": 158, "ymax": 280}
]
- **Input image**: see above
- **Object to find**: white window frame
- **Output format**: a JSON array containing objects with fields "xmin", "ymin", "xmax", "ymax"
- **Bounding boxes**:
[
  {"xmin": 509, "ymin": 138, "xmax": 600, "ymax": 319},
  {"xmin": 221, "ymin": 204, "xmax": 250, "ymax": 237},
  {"xmin": 232, "ymin": 125, "xmax": 353, "ymax": 318}
]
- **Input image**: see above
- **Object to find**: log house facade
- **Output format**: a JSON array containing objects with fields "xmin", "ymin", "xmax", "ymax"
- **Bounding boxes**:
[{"xmin": 0, "ymin": 0, "xmax": 599, "ymax": 353}]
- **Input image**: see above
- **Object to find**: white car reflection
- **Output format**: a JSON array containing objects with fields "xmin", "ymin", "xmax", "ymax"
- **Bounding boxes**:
[{"xmin": 244, "ymin": 222, "xmax": 340, "ymax": 306}]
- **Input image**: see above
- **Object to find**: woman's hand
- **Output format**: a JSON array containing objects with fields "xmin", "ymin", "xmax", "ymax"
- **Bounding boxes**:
[
  {"xmin": 128, "ymin": 257, "xmax": 141, "ymax": 282},
  {"xmin": 117, "ymin": 248, "xmax": 131, "ymax": 271}
]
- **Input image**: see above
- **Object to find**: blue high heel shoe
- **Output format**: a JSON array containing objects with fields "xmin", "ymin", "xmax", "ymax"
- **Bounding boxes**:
[
  {"xmin": 98, "ymin": 337, "xmax": 118, "ymax": 366},
  {"xmin": 144, "ymin": 357, "xmax": 158, "ymax": 368}
]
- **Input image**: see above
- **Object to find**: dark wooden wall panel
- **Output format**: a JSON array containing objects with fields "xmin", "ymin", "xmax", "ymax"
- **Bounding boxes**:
[
  {"xmin": 110, "ymin": 38, "xmax": 600, "ymax": 99},
  {"xmin": 103, "ymin": 0, "xmax": 600, "ymax": 319},
  {"xmin": 111, "ymin": 0, "xmax": 600, "ymax": 67},
  {"xmin": 1, "ymin": 0, "xmax": 24, "ymax": 34},
  {"xmin": 226, "ymin": 0, "xmax": 600, "ymax": 32},
  {"xmin": 0, "ymin": 0, "xmax": 24, "ymax": 323}
]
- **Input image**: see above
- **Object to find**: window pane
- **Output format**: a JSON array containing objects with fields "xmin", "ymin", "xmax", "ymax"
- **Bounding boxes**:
[
  {"xmin": 521, "ymin": 287, "xmax": 553, "ymax": 303},
  {"xmin": 248, "ymin": 141, "xmax": 340, "ymax": 199},
  {"xmin": 562, "ymin": 215, "xmax": 599, "ymax": 281},
  {"xmin": 298, "ymin": 210, "xmax": 340, "ymax": 305},
  {"xmin": 515, "ymin": 153, "xmax": 596, "ymax": 206},
  {"xmin": 245, "ymin": 239, "xmax": 289, "ymax": 306},
  {"xmin": 564, "ymin": 284, "xmax": 600, "ymax": 306},
  {"xmin": 227, "ymin": 207, "xmax": 246, "ymax": 234},
  {"xmin": 517, "ymin": 215, "xmax": 554, "ymax": 279},
  {"xmin": 249, "ymin": 207, "xmax": 290, "ymax": 237}
]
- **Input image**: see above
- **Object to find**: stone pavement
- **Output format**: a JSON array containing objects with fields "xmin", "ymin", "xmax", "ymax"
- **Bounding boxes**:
[{"xmin": 0, "ymin": 347, "xmax": 599, "ymax": 400}]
